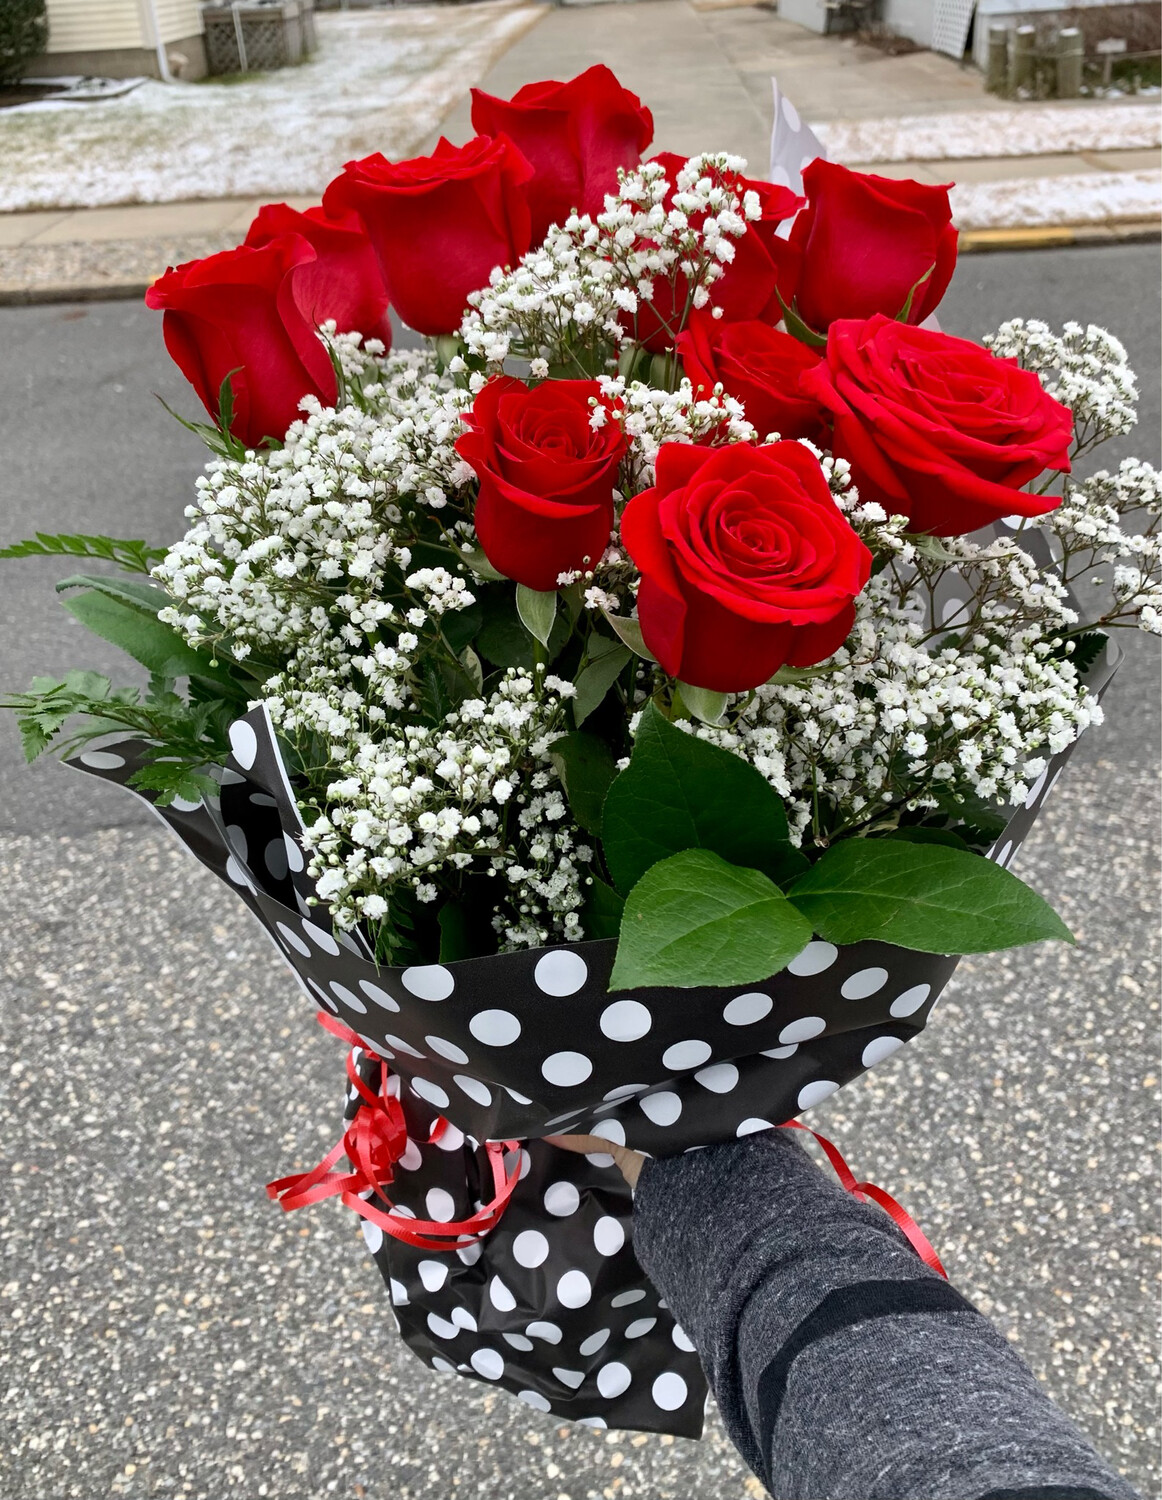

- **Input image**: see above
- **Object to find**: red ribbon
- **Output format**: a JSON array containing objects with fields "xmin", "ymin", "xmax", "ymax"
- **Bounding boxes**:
[
  {"xmin": 781, "ymin": 1120, "xmax": 947, "ymax": 1277},
  {"xmin": 268, "ymin": 1012, "xmax": 520, "ymax": 1253}
]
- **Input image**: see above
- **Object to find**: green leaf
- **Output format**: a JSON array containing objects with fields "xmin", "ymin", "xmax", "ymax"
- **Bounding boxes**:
[
  {"xmin": 573, "ymin": 637, "xmax": 631, "ymax": 727},
  {"xmin": 787, "ymin": 839, "xmax": 1073, "ymax": 954},
  {"xmin": 516, "ymin": 584, "xmax": 558, "ymax": 649},
  {"xmin": 548, "ymin": 731, "xmax": 617, "ymax": 836},
  {"xmin": 602, "ymin": 702, "xmax": 807, "ymax": 893},
  {"xmin": 609, "ymin": 849, "xmax": 814, "ymax": 990},
  {"xmin": 602, "ymin": 611, "xmax": 657, "ymax": 662},
  {"xmin": 582, "ymin": 874, "xmax": 625, "ymax": 941},
  {"xmin": 884, "ymin": 826, "xmax": 971, "ymax": 851},
  {"xmin": 476, "ymin": 591, "xmax": 568, "ymax": 670},
  {"xmin": 459, "ymin": 547, "xmax": 506, "ymax": 583},
  {"xmin": 1063, "ymin": 630, "xmax": 1108, "ymax": 674},
  {"xmin": 459, "ymin": 645, "xmax": 484, "ymax": 694},
  {"xmin": 676, "ymin": 681, "xmax": 728, "ymax": 725},
  {"xmin": 932, "ymin": 786, "xmax": 1008, "ymax": 842},
  {"xmin": 127, "ymin": 762, "xmax": 218, "ymax": 809},
  {"xmin": 60, "ymin": 590, "xmax": 210, "ymax": 680},
  {"xmin": 775, "ymin": 289, "xmax": 827, "ymax": 349},
  {"xmin": 0, "ymin": 532, "xmax": 166, "ymax": 573},
  {"xmin": 895, "ymin": 263, "xmax": 935, "ymax": 323},
  {"xmin": 55, "ymin": 573, "xmax": 169, "ymax": 613},
  {"xmin": 437, "ymin": 901, "xmax": 474, "ymax": 963}
]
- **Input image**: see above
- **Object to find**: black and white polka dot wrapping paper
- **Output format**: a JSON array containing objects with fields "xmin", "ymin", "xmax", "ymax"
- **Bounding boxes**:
[{"xmin": 68, "ymin": 636, "xmax": 1119, "ymax": 1435}]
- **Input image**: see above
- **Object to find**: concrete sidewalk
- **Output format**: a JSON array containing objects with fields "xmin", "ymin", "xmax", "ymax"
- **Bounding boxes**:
[{"xmin": 1, "ymin": 0, "xmax": 1158, "ymax": 304}]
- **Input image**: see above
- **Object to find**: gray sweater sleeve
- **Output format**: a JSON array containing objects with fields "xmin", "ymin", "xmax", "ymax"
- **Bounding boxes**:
[{"xmin": 632, "ymin": 1129, "xmax": 1140, "ymax": 1500}]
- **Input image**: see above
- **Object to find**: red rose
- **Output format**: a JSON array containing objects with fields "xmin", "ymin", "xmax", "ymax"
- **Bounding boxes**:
[
  {"xmin": 801, "ymin": 315, "xmax": 1073, "ymax": 535},
  {"xmin": 470, "ymin": 65, "xmax": 654, "ymax": 245},
  {"xmin": 324, "ymin": 135, "xmax": 534, "ymax": 337},
  {"xmin": 677, "ymin": 314, "xmax": 825, "ymax": 441},
  {"xmin": 632, "ymin": 155, "xmax": 803, "ymax": 353},
  {"xmin": 145, "ymin": 235, "xmax": 337, "ymax": 450},
  {"xmin": 244, "ymin": 201, "xmax": 392, "ymax": 349},
  {"xmin": 621, "ymin": 442, "xmax": 871, "ymax": 692},
  {"xmin": 455, "ymin": 376, "xmax": 627, "ymax": 591},
  {"xmin": 778, "ymin": 160, "xmax": 958, "ymax": 333}
]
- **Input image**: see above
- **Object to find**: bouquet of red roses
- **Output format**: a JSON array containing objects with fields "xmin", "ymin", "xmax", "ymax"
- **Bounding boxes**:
[{"xmin": 4, "ymin": 64, "xmax": 1159, "ymax": 1435}]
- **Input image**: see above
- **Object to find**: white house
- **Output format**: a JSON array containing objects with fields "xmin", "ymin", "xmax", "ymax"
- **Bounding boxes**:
[{"xmin": 27, "ymin": 0, "xmax": 208, "ymax": 80}]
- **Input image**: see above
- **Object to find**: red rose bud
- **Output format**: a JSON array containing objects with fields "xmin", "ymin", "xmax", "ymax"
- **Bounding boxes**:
[
  {"xmin": 456, "ymin": 376, "xmax": 627, "ymax": 592},
  {"xmin": 632, "ymin": 154, "xmax": 803, "ymax": 353},
  {"xmin": 470, "ymin": 65, "xmax": 654, "ymax": 245},
  {"xmin": 244, "ymin": 201, "xmax": 392, "ymax": 349},
  {"xmin": 677, "ymin": 313, "xmax": 825, "ymax": 442},
  {"xmin": 621, "ymin": 441, "xmax": 871, "ymax": 693},
  {"xmin": 802, "ymin": 315, "xmax": 1073, "ymax": 536},
  {"xmin": 145, "ymin": 235, "xmax": 337, "ymax": 450},
  {"xmin": 324, "ymin": 135, "xmax": 534, "ymax": 337},
  {"xmin": 778, "ymin": 160, "xmax": 958, "ymax": 334}
]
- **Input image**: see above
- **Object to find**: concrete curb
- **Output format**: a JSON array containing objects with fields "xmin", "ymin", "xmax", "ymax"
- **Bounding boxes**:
[{"xmin": 1, "ymin": 219, "xmax": 1157, "ymax": 307}]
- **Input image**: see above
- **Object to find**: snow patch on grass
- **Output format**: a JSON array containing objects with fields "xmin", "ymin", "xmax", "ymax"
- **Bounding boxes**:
[{"xmin": 952, "ymin": 169, "xmax": 1161, "ymax": 229}]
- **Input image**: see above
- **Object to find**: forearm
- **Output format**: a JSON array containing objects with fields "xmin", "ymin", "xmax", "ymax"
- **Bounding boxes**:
[{"xmin": 632, "ymin": 1130, "xmax": 1139, "ymax": 1500}]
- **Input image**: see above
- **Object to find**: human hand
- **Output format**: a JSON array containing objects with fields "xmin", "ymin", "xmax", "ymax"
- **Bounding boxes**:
[{"xmin": 545, "ymin": 1134, "xmax": 647, "ymax": 1189}]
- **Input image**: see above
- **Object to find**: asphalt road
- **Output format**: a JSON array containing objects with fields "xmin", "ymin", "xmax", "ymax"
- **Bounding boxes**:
[{"xmin": 1, "ymin": 246, "xmax": 1159, "ymax": 1500}]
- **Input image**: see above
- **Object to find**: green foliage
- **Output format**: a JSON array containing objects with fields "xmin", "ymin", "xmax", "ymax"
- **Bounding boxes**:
[
  {"xmin": 610, "ymin": 849, "xmax": 813, "ymax": 990},
  {"xmin": 547, "ymin": 731, "xmax": 617, "ymax": 835},
  {"xmin": 156, "ymin": 371, "xmax": 248, "ymax": 462},
  {"xmin": 581, "ymin": 874, "xmax": 625, "ymax": 941},
  {"xmin": 0, "ymin": 0, "xmax": 47, "ymax": 85},
  {"xmin": 0, "ymin": 532, "xmax": 166, "ymax": 573},
  {"xmin": 515, "ymin": 584, "xmax": 557, "ymax": 649},
  {"xmin": 572, "ymin": 636, "xmax": 631, "ymax": 727},
  {"xmin": 786, "ymin": 839, "xmax": 1073, "ymax": 953},
  {"xmin": 601, "ymin": 702, "xmax": 807, "ymax": 894}
]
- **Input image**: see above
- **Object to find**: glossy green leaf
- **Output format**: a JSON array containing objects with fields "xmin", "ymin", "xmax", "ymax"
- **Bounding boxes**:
[
  {"xmin": 516, "ymin": 584, "xmax": 558, "ymax": 648},
  {"xmin": 581, "ymin": 874, "xmax": 625, "ymax": 941},
  {"xmin": 60, "ymin": 590, "xmax": 212, "ymax": 681},
  {"xmin": 548, "ymin": 731, "xmax": 617, "ymax": 835},
  {"xmin": 602, "ymin": 611, "xmax": 656, "ymax": 662},
  {"xmin": 676, "ymin": 680, "xmax": 728, "ymax": 725},
  {"xmin": 573, "ymin": 637, "xmax": 631, "ymax": 727}
]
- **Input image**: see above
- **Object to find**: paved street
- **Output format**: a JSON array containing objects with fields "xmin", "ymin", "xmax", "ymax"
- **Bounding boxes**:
[{"xmin": 0, "ymin": 245, "xmax": 1159, "ymax": 1499}]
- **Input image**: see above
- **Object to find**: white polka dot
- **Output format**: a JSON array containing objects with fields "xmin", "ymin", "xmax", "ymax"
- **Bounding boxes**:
[
  {"xmin": 890, "ymin": 983, "xmax": 932, "ymax": 1018},
  {"xmin": 470, "ymin": 1348, "xmax": 505, "ymax": 1381},
  {"xmin": 469, "ymin": 1009, "xmax": 521, "ymax": 1046},
  {"xmin": 504, "ymin": 1333, "xmax": 534, "ymax": 1352},
  {"xmin": 862, "ymin": 1034, "xmax": 905, "ymax": 1067},
  {"xmin": 526, "ymin": 1320, "xmax": 562, "ymax": 1344},
  {"xmin": 426, "ymin": 1313, "xmax": 458, "ymax": 1340},
  {"xmin": 330, "ymin": 982, "xmax": 366, "ymax": 1015},
  {"xmin": 425, "ymin": 1187, "xmax": 456, "ymax": 1222},
  {"xmin": 1024, "ymin": 768, "xmax": 1049, "ymax": 809},
  {"xmin": 762, "ymin": 1044, "xmax": 798, "ymax": 1059},
  {"xmin": 388, "ymin": 1276, "xmax": 407, "ymax": 1305},
  {"xmin": 450, "ymin": 1307, "xmax": 477, "ymax": 1332},
  {"xmin": 226, "ymin": 824, "xmax": 248, "ymax": 863},
  {"xmin": 456, "ymin": 1239, "xmax": 482, "ymax": 1265},
  {"xmin": 544, "ymin": 1109, "xmax": 586, "ymax": 1131},
  {"xmin": 542, "ymin": 1051, "xmax": 592, "ymax": 1087},
  {"xmin": 603, "ymin": 1083, "xmax": 648, "ymax": 1101},
  {"xmin": 513, "ymin": 1231, "xmax": 550, "ymax": 1269},
  {"xmin": 695, "ymin": 1063, "xmax": 740, "ymax": 1094},
  {"xmin": 489, "ymin": 1276, "xmax": 517, "ymax": 1312},
  {"xmin": 578, "ymin": 1416, "xmax": 607, "ymax": 1429},
  {"xmin": 518, "ymin": 1389, "xmax": 551, "ymax": 1411},
  {"xmin": 385, "ymin": 1033, "xmax": 425, "ymax": 1059},
  {"xmin": 652, "ymin": 1372, "xmax": 688, "ymax": 1410},
  {"xmin": 995, "ymin": 840, "xmax": 1014, "ymax": 868},
  {"xmin": 586, "ymin": 1150, "xmax": 616, "ymax": 1169},
  {"xmin": 79, "ymin": 748, "xmax": 127, "ymax": 770},
  {"xmin": 594, "ymin": 1217, "xmax": 625, "ymax": 1257},
  {"xmin": 455, "ymin": 1074, "xmax": 492, "ymax": 1106},
  {"xmin": 359, "ymin": 979, "xmax": 400, "ymax": 1012},
  {"xmin": 557, "ymin": 1270, "xmax": 592, "ymax": 1308},
  {"xmin": 228, "ymin": 720, "xmax": 258, "ymax": 769},
  {"xmin": 225, "ymin": 856, "xmax": 250, "ymax": 888},
  {"xmin": 553, "ymin": 1366, "xmax": 585, "ymax": 1389},
  {"xmin": 544, "ymin": 1181, "xmax": 581, "ymax": 1217},
  {"xmin": 597, "ymin": 1362, "xmax": 632, "ymax": 1399},
  {"xmin": 797, "ymin": 1079, "xmax": 840, "ymax": 1110},
  {"xmin": 388, "ymin": 1204, "xmax": 416, "ymax": 1219},
  {"xmin": 781, "ymin": 93, "xmax": 801, "ymax": 130},
  {"xmin": 401, "ymin": 965, "xmax": 454, "ymax": 1001},
  {"xmin": 590, "ymin": 1119, "xmax": 626, "ymax": 1147},
  {"xmin": 599, "ymin": 1000, "xmax": 652, "ymax": 1041},
  {"xmin": 534, "ymin": 950, "xmax": 588, "ymax": 996},
  {"xmin": 788, "ymin": 941, "xmax": 839, "ymax": 976},
  {"xmin": 411, "ymin": 1078, "xmax": 450, "ymax": 1110},
  {"xmin": 770, "ymin": 162, "xmax": 794, "ymax": 188},
  {"xmin": 284, "ymin": 832, "xmax": 305, "ymax": 873},
  {"xmin": 780, "ymin": 1015, "xmax": 826, "ymax": 1044},
  {"xmin": 431, "ymin": 1356, "xmax": 455, "ymax": 1374},
  {"xmin": 424, "ymin": 1034, "xmax": 468, "ymax": 1064},
  {"xmin": 398, "ymin": 1140, "xmax": 423, "ymax": 1172},
  {"xmin": 434, "ymin": 1122, "xmax": 465, "ymax": 1152},
  {"xmin": 275, "ymin": 921, "xmax": 310, "ymax": 957},
  {"xmin": 737, "ymin": 1117, "xmax": 775, "ymax": 1137},
  {"xmin": 579, "ymin": 1328, "xmax": 610, "ymax": 1356},
  {"xmin": 1001, "ymin": 513, "xmax": 1026, "ymax": 529},
  {"xmin": 662, "ymin": 1039, "xmax": 712, "ymax": 1072},
  {"xmin": 169, "ymin": 793, "xmax": 202, "ymax": 813},
  {"xmin": 506, "ymin": 1147, "xmax": 532, "ymax": 1180},
  {"xmin": 264, "ymin": 837, "xmax": 288, "ymax": 881},
  {"xmin": 361, "ymin": 1220, "xmax": 383, "ymax": 1254},
  {"xmin": 611, "ymin": 1289, "xmax": 645, "ymax": 1308},
  {"xmin": 723, "ymin": 991, "xmax": 772, "ymax": 1026},
  {"xmin": 941, "ymin": 595, "xmax": 967, "ymax": 626},
  {"xmin": 640, "ymin": 1091, "xmax": 682, "ymax": 1127},
  {"xmin": 301, "ymin": 919, "xmax": 340, "ymax": 956},
  {"xmin": 418, "ymin": 1259, "xmax": 448, "ymax": 1292},
  {"xmin": 841, "ymin": 966, "xmax": 888, "ymax": 999},
  {"xmin": 625, "ymin": 1317, "xmax": 657, "ymax": 1339},
  {"xmin": 672, "ymin": 1324, "xmax": 695, "ymax": 1353}
]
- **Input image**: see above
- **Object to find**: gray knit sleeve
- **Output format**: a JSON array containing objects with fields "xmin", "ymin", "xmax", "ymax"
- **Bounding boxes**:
[{"xmin": 632, "ymin": 1129, "xmax": 1140, "ymax": 1500}]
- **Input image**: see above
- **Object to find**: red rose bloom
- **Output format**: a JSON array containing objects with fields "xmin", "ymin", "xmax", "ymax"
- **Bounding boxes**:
[
  {"xmin": 778, "ymin": 160, "xmax": 958, "ymax": 333},
  {"xmin": 145, "ymin": 235, "xmax": 337, "ymax": 450},
  {"xmin": 632, "ymin": 154, "xmax": 803, "ymax": 353},
  {"xmin": 470, "ymin": 65, "xmax": 654, "ymax": 245},
  {"xmin": 244, "ymin": 201, "xmax": 392, "ymax": 348},
  {"xmin": 456, "ymin": 376, "xmax": 628, "ymax": 591},
  {"xmin": 677, "ymin": 314, "xmax": 825, "ymax": 441},
  {"xmin": 621, "ymin": 442, "xmax": 872, "ymax": 692},
  {"xmin": 802, "ymin": 315, "xmax": 1073, "ymax": 535},
  {"xmin": 324, "ymin": 135, "xmax": 534, "ymax": 337}
]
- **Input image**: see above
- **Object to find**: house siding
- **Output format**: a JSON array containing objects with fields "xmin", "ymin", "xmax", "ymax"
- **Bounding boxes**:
[{"xmin": 43, "ymin": 0, "xmax": 204, "ymax": 54}]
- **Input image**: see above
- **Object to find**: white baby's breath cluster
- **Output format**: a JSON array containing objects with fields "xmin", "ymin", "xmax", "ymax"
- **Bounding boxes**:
[{"xmin": 985, "ymin": 319, "xmax": 1138, "ymax": 449}]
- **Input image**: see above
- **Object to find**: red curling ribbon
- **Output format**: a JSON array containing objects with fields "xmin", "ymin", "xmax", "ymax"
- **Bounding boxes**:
[
  {"xmin": 781, "ymin": 1120, "xmax": 947, "ymax": 1278},
  {"xmin": 268, "ymin": 1012, "xmax": 520, "ymax": 1253}
]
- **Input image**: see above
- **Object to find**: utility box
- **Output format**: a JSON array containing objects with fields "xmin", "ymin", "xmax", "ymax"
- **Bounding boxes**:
[{"xmin": 202, "ymin": 0, "xmax": 316, "ymax": 74}]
